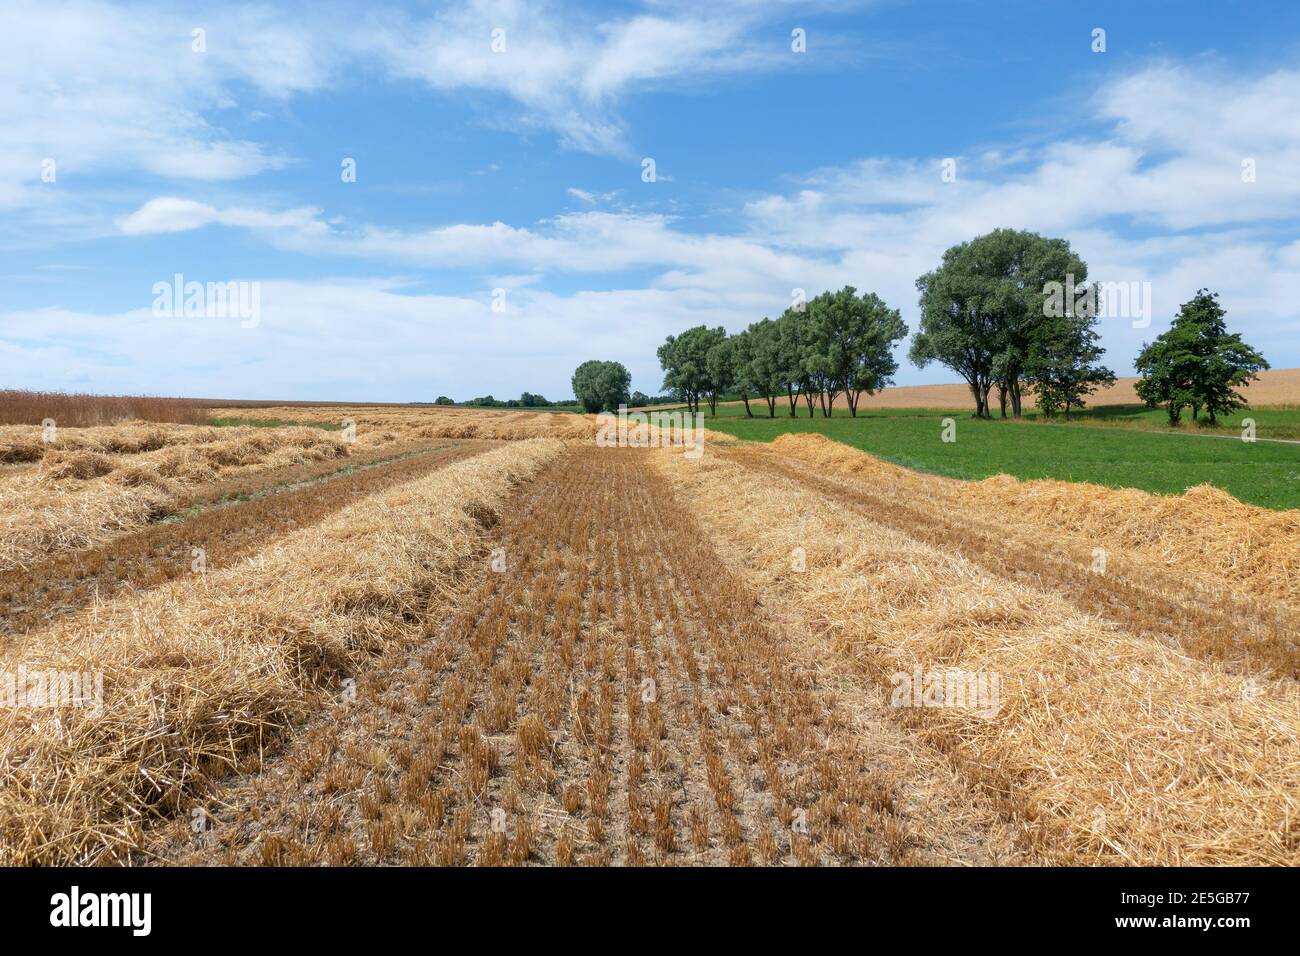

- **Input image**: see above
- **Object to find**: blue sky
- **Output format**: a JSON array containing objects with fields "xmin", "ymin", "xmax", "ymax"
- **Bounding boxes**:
[{"xmin": 2, "ymin": 0, "xmax": 1298, "ymax": 401}]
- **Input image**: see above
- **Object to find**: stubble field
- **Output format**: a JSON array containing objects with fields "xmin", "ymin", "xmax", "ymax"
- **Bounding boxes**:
[{"xmin": 0, "ymin": 404, "xmax": 1296, "ymax": 866}]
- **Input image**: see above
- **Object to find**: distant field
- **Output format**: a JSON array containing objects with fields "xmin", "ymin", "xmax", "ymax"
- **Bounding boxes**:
[
  {"xmin": 705, "ymin": 407, "xmax": 1300, "ymax": 510},
  {"xmin": 725, "ymin": 366, "xmax": 1300, "ymax": 413},
  {"xmin": 0, "ymin": 389, "xmax": 207, "ymax": 426}
]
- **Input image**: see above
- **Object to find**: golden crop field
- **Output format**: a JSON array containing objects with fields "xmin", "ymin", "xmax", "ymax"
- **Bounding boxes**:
[
  {"xmin": 719, "ymin": 367, "xmax": 1300, "ymax": 412},
  {"xmin": 0, "ymin": 404, "xmax": 1295, "ymax": 868}
]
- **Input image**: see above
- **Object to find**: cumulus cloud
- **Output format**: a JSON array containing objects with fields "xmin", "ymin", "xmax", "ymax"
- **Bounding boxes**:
[
  {"xmin": 105, "ymin": 61, "xmax": 1300, "ymax": 384},
  {"xmin": 0, "ymin": 0, "xmax": 830, "ymax": 219},
  {"xmin": 118, "ymin": 197, "xmax": 323, "ymax": 235},
  {"xmin": 6, "ymin": 11, "xmax": 1298, "ymax": 396},
  {"xmin": 0, "ymin": 278, "xmax": 754, "ymax": 399},
  {"xmin": 0, "ymin": 0, "xmax": 316, "ymax": 213}
]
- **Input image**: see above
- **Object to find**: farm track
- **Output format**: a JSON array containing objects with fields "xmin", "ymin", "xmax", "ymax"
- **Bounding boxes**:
[
  {"xmin": 0, "ymin": 440, "xmax": 496, "ymax": 636},
  {"xmin": 723, "ymin": 447, "xmax": 1300, "ymax": 679},
  {"xmin": 149, "ymin": 446, "xmax": 1016, "ymax": 866}
]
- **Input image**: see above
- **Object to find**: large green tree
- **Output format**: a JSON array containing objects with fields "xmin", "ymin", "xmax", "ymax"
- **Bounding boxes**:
[
  {"xmin": 802, "ymin": 287, "xmax": 908, "ymax": 416},
  {"xmin": 728, "ymin": 329, "xmax": 757, "ymax": 418},
  {"xmin": 704, "ymin": 333, "xmax": 737, "ymax": 416},
  {"xmin": 1134, "ymin": 290, "xmax": 1269, "ymax": 425},
  {"xmin": 657, "ymin": 325, "xmax": 727, "ymax": 414},
  {"xmin": 571, "ymin": 359, "xmax": 632, "ymax": 413},
  {"xmin": 912, "ymin": 229, "xmax": 1089, "ymax": 418}
]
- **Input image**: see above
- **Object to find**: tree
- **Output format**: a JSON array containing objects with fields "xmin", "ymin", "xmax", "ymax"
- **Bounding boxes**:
[
  {"xmin": 741, "ymin": 317, "xmax": 785, "ymax": 418},
  {"xmin": 657, "ymin": 325, "xmax": 726, "ymax": 415},
  {"xmin": 775, "ymin": 308, "xmax": 814, "ymax": 417},
  {"xmin": 630, "ymin": 390, "xmax": 651, "ymax": 407},
  {"xmin": 912, "ymin": 229, "xmax": 1088, "ymax": 418},
  {"xmin": 658, "ymin": 330, "xmax": 699, "ymax": 413},
  {"xmin": 1023, "ymin": 311, "xmax": 1114, "ymax": 419},
  {"xmin": 802, "ymin": 292, "xmax": 843, "ymax": 416},
  {"xmin": 1135, "ymin": 290, "xmax": 1269, "ymax": 425},
  {"xmin": 571, "ymin": 360, "xmax": 632, "ymax": 413},
  {"xmin": 434, "ymin": 395, "xmax": 454, "ymax": 405},
  {"xmin": 728, "ymin": 330, "xmax": 756, "ymax": 417},
  {"xmin": 803, "ymin": 287, "xmax": 907, "ymax": 417},
  {"xmin": 704, "ymin": 334, "xmax": 737, "ymax": 416}
]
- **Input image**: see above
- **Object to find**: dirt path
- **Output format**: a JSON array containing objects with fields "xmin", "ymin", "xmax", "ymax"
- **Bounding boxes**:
[
  {"xmin": 145, "ymin": 446, "xmax": 1017, "ymax": 866},
  {"xmin": 1, "ymin": 440, "xmax": 496, "ymax": 636}
]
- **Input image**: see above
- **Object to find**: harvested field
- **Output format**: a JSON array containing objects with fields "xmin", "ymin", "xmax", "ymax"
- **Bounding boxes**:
[
  {"xmin": 1, "ymin": 404, "xmax": 1295, "ymax": 868},
  {"xmin": 0, "ymin": 424, "xmax": 427, "ymax": 570},
  {"xmin": 766, "ymin": 433, "xmax": 1300, "ymax": 613},
  {"xmin": 148, "ymin": 446, "xmax": 1017, "ymax": 866},
  {"xmin": 650, "ymin": 445, "xmax": 1300, "ymax": 865},
  {"xmin": 0, "ymin": 438, "xmax": 562, "ymax": 865},
  {"xmin": 256, "ymin": 406, "xmax": 600, "ymax": 444},
  {"xmin": 0, "ymin": 441, "xmax": 496, "ymax": 636},
  {"xmin": 0, "ymin": 390, "xmax": 209, "ymax": 427}
]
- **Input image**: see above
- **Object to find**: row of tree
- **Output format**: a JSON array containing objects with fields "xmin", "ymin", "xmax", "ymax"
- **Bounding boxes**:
[
  {"xmin": 555, "ymin": 229, "xmax": 1268, "ymax": 423},
  {"xmin": 653, "ymin": 228, "xmax": 1267, "ymax": 422},
  {"xmin": 438, "ymin": 392, "xmax": 563, "ymax": 408},
  {"xmin": 913, "ymin": 230, "xmax": 1270, "ymax": 421},
  {"xmin": 657, "ymin": 287, "xmax": 909, "ymax": 418}
]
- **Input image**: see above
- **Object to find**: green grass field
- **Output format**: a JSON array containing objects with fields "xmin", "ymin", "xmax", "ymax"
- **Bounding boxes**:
[
  {"xmin": 702, "ymin": 403, "xmax": 1300, "ymax": 510},
  {"xmin": 1019, "ymin": 403, "xmax": 1300, "ymax": 439}
]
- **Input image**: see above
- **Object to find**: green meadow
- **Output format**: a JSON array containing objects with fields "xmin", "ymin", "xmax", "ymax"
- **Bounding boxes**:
[{"xmin": 700, "ymin": 402, "xmax": 1300, "ymax": 510}]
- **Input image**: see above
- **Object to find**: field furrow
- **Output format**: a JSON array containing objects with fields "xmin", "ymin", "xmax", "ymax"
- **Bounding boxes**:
[
  {"xmin": 0, "ymin": 441, "xmax": 496, "ymax": 636},
  {"xmin": 148, "ymin": 446, "xmax": 1017, "ymax": 866}
]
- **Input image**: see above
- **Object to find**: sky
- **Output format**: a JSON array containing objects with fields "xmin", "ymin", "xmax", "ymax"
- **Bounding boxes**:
[{"xmin": 1, "ymin": 0, "xmax": 1298, "ymax": 402}]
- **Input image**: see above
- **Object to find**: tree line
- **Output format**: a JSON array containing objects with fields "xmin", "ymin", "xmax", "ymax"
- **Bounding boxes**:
[
  {"xmin": 657, "ymin": 287, "xmax": 909, "ymax": 418},
  {"xmin": 652, "ymin": 228, "xmax": 1269, "ymax": 422},
  {"xmin": 437, "ymin": 392, "xmax": 565, "ymax": 409}
]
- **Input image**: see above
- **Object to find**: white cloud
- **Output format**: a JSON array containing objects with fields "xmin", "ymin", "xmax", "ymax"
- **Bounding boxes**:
[
  {"xmin": 579, "ymin": 15, "xmax": 762, "ymax": 101},
  {"xmin": 118, "ymin": 197, "xmax": 324, "ymax": 235},
  {"xmin": 733, "ymin": 63, "xmax": 1300, "ymax": 371},
  {"xmin": 10, "ymin": 22, "xmax": 1300, "ymax": 397},
  {"xmin": 0, "ymin": 0, "xmax": 324, "ymax": 213},
  {"xmin": 0, "ymin": 278, "xmax": 760, "ymax": 399},
  {"xmin": 107, "ymin": 60, "xmax": 1300, "ymax": 382},
  {"xmin": 342, "ymin": 1, "xmax": 819, "ymax": 154},
  {"xmin": 0, "ymin": 0, "xmax": 823, "ymax": 219}
]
